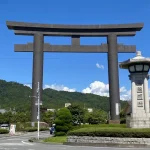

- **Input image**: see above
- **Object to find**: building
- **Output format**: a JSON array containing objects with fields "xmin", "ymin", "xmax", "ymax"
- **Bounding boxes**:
[{"xmin": 65, "ymin": 103, "xmax": 71, "ymax": 107}]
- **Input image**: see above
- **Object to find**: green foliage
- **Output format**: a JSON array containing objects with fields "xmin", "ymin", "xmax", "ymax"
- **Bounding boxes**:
[
  {"xmin": 43, "ymin": 136, "xmax": 67, "ymax": 143},
  {"xmin": 68, "ymin": 104, "xmax": 86, "ymax": 125},
  {"xmin": 15, "ymin": 122, "xmax": 49, "ymax": 131},
  {"xmin": 0, "ymin": 80, "xmax": 31, "ymax": 112},
  {"xmin": 0, "ymin": 79, "xmax": 127, "ymax": 113},
  {"xmin": 87, "ymin": 109, "xmax": 108, "ymax": 124},
  {"xmin": 23, "ymin": 127, "xmax": 49, "ymax": 132},
  {"xmin": 55, "ymin": 132, "xmax": 66, "ymax": 136},
  {"xmin": 54, "ymin": 108, "xmax": 72, "ymax": 134},
  {"xmin": 41, "ymin": 111, "xmax": 55, "ymax": 126},
  {"xmin": 0, "ymin": 111, "xmax": 31, "ymax": 124},
  {"xmin": 68, "ymin": 127, "xmax": 150, "ymax": 138},
  {"xmin": 0, "ymin": 129, "xmax": 9, "ymax": 134},
  {"xmin": 120, "ymin": 118, "xmax": 126, "ymax": 124},
  {"xmin": 55, "ymin": 126, "xmax": 69, "ymax": 132},
  {"xmin": 56, "ymin": 108, "xmax": 72, "ymax": 123},
  {"xmin": 70, "ymin": 124, "xmax": 126, "ymax": 131},
  {"xmin": 120, "ymin": 110, "xmax": 126, "ymax": 124}
]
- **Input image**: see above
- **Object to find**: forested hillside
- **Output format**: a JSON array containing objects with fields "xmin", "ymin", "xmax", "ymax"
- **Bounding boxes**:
[{"xmin": 0, "ymin": 79, "xmax": 127, "ymax": 112}]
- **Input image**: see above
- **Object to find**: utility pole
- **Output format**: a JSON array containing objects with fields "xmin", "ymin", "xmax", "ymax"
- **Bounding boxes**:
[{"xmin": 37, "ymin": 82, "xmax": 40, "ymax": 140}]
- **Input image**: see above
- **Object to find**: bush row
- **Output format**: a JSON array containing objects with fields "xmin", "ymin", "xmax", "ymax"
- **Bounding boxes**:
[
  {"xmin": 0, "ymin": 129, "xmax": 9, "ymax": 134},
  {"xmin": 23, "ymin": 127, "xmax": 49, "ymax": 132},
  {"xmin": 68, "ymin": 128, "xmax": 150, "ymax": 138},
  {"xmin": 15, "ymin": 122, "xmax": 49, "ymax": 131}
]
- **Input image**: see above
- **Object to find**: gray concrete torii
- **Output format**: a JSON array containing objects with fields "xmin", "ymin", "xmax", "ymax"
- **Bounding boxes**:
[{"xmin": 6, "ymin": 21, "xmax": 143, "ymax": 123}]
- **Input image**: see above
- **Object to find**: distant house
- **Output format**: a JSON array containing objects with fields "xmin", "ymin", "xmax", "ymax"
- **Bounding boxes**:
[
  {"xmin": 122, "ymin": 101, "xmax": 131, "ymax": 115},
  {"xmin": 0, "ymin": 108, "xmax": 16, "ymax": 114},
  {"xmin": 65, "ymin": 103, "xmax": 71, "ymax": 107},
  {"xmin": 87, "ymin": 108, "xmax": 93, "ymax": 112},
  {"xmin": 0, "ymin": 109, "xmax": 7, "ymax": 114},
  {"xmin": 47, "ymin": 109, "xmax": 55, "ymax": 112}
]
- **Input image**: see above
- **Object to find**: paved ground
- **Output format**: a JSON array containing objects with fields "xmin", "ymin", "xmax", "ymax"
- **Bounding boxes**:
[{"xmin": 0, "ymin": 132, "xmax": 149, "ymax": 150}]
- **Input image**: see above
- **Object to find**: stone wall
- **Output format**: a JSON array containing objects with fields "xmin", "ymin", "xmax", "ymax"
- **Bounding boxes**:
[{"xmin": 67, "ymin": 136, "xmax": 150, "ymax": 145}]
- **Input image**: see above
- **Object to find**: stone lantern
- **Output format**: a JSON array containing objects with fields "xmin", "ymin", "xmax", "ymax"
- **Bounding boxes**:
[{"xmin": 119, "ymin": 51, "xmax": 150, "ymax": 128}]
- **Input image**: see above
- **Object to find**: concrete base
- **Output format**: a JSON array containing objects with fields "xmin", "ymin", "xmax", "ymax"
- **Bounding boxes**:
[
  {"xmin": 126, "ymin": 116, "xmax": 150, "ymax": 128},
  {"xmin": 66, "ymin": 136, "xmax": 150, "ymax": 148},
  {"xmin": 64, "ymin": 142, "xmax": 150, "ymax": 148},
  {"xmin": 108, "ymin": 120, "xmax": 120, "ymax": 124}
]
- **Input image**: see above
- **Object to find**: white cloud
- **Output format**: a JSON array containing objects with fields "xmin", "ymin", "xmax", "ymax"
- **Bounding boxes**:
[
  {"xmin": 24, "ymin": 84, "xmax": 32, "ymax": 89},
  {"xmin": 82, "ymin": 81, "xmax": 131, "ymax": 100},
  {"xmin": 82, "ymin": 81, "xmax": 109, "ymax": 97},
  {"xmin": 120, "ymin": 89, "xmax": 131, "ymax": 100},
  {"xmin": 44, "ymin": 84, "xmax": 76, "ymax": 92},
  {"xmin": 120, "ymin": 86, "xmax": 127, "ymax": 93},
  {"xmin": 96, "ymin": 63, "xmax": 104, "ymax": 69}
]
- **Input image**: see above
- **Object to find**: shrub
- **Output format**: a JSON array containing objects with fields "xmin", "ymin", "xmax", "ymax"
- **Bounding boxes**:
[
  {"xmin": 54, "ymin": 119, "xmax": 65, "ymax": 126},
  {"xmin": 55, "ymin": 132, "xmax": 66, "ymax": 136},
  {"xmin": 54, "ymin": 108, "xmax": 72, "ymax": 135},
  {"xmin": 15, "ymin": 122, "xmax": 49, "ymax": 131},
  {"xmin": 67, "ymin": 127, "xmax": 150, "ymax": 138},
  {"xmin": 120, "ymin": 118, "xmax": 126, "ymax": 124},
  {"xmin": 23, "ymin": 127, "xmax": 49, "ymax": 132},
  {"xmin": 0, "ymin": 129, "xmax": 9, "ymax": 134},
  {"xmin": 55, "ymin": 125, "xmax": 69, "ymax": 132}
]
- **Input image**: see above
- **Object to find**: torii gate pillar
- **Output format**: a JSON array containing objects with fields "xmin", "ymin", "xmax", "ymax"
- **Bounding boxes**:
[
  {"xmin": 32, "ymin": 33, "xmax": 44, "ymax": 121},
  {"xmin": 107, "ymin": 34, "xmax": 120, "ymax": 121}
]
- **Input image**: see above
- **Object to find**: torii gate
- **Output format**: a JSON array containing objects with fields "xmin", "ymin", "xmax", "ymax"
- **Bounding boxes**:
[{"xmin": 6, "ymin": 21, "xmax": 143, "ymax": 124}]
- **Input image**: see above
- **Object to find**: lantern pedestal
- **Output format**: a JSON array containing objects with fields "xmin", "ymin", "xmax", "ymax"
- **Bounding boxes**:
[
  {"xmin": 127, "ymin": 73, "xmax": 150, "ymax": 128},
  {"xmin": 119, "ymin": 51, "xmax": 150, "ymax": 128}
]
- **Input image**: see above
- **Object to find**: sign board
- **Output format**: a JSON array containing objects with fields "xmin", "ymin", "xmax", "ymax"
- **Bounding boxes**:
[
  {"xmin": 9, "ymin": 124, "xmax": 16, "ymax": 136},
  {"xmin": 35, "ymin": 101, "xmax": 42, "ymax": 105},
  {"xmin": 116, "ymin": 103, "xmax": 120, "ymax": 115}
]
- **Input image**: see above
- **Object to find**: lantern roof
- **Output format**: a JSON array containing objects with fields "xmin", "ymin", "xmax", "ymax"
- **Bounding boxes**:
[{"xmin": 119, "ymin": 51, "xmax": 150, "ymax": 69}]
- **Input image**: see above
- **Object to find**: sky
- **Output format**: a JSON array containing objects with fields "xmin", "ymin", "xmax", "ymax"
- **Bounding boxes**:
[{"xmin": 0, "ymin": 0, "xmax": 150, "ymax": 100}]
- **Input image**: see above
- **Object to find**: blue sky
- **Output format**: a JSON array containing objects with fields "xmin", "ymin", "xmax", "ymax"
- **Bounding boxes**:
[{"xmin": 0, "ymin": 0, "xmax": 150, "ymax": 99}]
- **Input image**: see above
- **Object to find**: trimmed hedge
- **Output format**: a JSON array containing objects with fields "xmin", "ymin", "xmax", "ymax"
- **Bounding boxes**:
[
  {"xmin": 55, "ymin": 131, "xmax": 66, "ymax": 136},
  {"xmin": 68, "ymin": 127, "xmax": 150, "ymax": 138},
  {"xmin": 70, "ymin": 124, "xmax": 126, "ymax": 131},
  {"xmin": 15, "ymin": 122, "xmax": 49, "ymax": 131},
  {"xmin": 0, "ymin": 129, "xmax": 9, "ymax": 134},
  {"xmin": 23, "ymin": 127, "xmax": 49, "ymax": 132}
]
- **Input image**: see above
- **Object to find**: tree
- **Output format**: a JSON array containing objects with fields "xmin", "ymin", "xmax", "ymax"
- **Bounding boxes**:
[
  {"xmin": 54, "ymin": 108, "xmax": 72, "ymax": 135},
  {"xmin": 41, "ymin": 111, "xmax": 55, "ymax": 126},
  {"xmin": 87, "ymin": 109, "xmax": 108, "ymax": 124},
  {"xmin": 68, "ymin": 104, "xmax": 85, "ymax": 125}
]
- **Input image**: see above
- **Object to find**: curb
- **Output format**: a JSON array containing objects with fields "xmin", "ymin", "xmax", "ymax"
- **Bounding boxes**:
[
  {"xmin": 28, "ymin": 137, "xmax": 63, "ymax": 145},
  {"xmin": 27, "ymin": 139, "xmax": 150, "ymax": 148}
]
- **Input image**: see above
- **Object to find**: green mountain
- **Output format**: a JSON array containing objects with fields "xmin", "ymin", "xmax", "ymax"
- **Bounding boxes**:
[{"xmin": 0, "ymin": 79, "xmax": 127, "ymax": 112}]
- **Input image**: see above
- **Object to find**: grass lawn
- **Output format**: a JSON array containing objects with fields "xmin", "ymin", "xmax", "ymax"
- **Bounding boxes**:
[{"xmin": 43, "ymin": 136, "xmax": 67, "ymax": 143}]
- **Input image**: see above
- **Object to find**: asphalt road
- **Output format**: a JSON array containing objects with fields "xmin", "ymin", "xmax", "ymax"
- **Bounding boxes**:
[{"xmin": 0, "ymin": 132, "xmax": 149, "ymax": 150}]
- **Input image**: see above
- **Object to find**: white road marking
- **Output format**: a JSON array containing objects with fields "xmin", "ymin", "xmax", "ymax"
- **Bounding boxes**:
[
  {"xmin": 0, "ymin": 148, "xmax": 17, "ymax": 150},
  {"xmin": 0, "ymin": 143, "xmax": 23, "ymax": 146},
  {"xmin": 6, "ymin": 138, "xmax": 20, "ymax": 141},
  {"xmin": 21, "ymin": 141, "xmax": 34, "ymax": 145}
]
